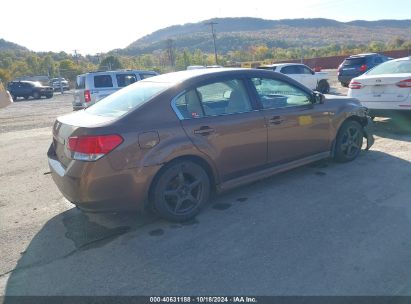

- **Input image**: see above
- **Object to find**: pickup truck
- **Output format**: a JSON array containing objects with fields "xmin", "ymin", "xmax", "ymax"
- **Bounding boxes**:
[{"xmin": 258, "ymin": 63, "xmax": 330, "ymax": 93}]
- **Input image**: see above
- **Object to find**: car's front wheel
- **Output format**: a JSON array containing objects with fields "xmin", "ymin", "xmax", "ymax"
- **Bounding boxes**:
[
  {"xmin": 151, "ymin": 160, "xmax": 210, "ymax": 222},
  {"xmin": 334, "ymin": 120, "xmax": 363, "ymax": 163},
  {"xmin": 317, "ymin": 80, "xmax": 330, "ymax": 94}
]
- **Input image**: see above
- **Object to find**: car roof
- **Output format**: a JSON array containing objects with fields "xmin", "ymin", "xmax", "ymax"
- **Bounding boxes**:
[
  {"xmin": 10, "ymin": 80, "xmax": 37, "ymax": 84},
  {"xmin": 348, "ymin": 53, "xmax": 380, "ymax": 58},
  {"xmin": 79, "ymin": 70, "xmax": 157, "ymax": 76},
  {"xmin": 139, "ymin": 68, "xmax": 312, "ymax": 91},
  {"xmin": 259, "ymin": 63, "xmax": 304, "ymax": 68},
  {"xmin": 140, "ymin": 68, "xmax": 250, "ymax": 84}
]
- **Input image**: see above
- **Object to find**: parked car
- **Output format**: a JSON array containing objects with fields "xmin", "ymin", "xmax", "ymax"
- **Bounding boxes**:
[
  {"xmin": 258, "ymin": 63, "xmax": 330, "ymax": 93},
  {"xmin": 48, "ymin": 68, "xmax": 374, "ymax": 221},
  {"xmin": 73, "ymin": 70, "xmax": 158, "ymax": 110},
  {"xmin": 7, "ymin": 80, "xmax": 53, "ymax": 100},
  {"xmin": 50, "ymin": 78, "xmax": 70, "ymax": 91},
  {"xmin": 348, "ymin": 56, "xmax": 411, "ymax": 117},
  {"xmin": 0, "ymin": 81, "xmax": 13, "ymax": 109},
  {"xmin": 338, "ymin": 53, "xmax": 391, "ymax": 87}
]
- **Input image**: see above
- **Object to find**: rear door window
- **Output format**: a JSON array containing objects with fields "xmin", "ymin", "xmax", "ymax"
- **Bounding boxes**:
[
  {"xmin": 343, "ymin": 58, "xmax": 366, "ymax": 66},
  {"xmin": 281, "ymin": 65, "xmax": 300, "ymax": 74},
  {"xmin": 302, "ymin": 66, "xmax": 313, "ymax": 74},
  {"xmin": 94, "ymin": 75, "xmax": 113, "ymax": 88},
  {"xmin": 116, "ymin": 74, "xmax": 137, "ymax": 87}
]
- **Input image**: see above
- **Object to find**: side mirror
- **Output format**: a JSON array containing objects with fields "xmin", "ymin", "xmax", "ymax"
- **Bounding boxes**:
[{"xmin": 313, "ymin": 91, "xmax": 325, "ymax": 104}]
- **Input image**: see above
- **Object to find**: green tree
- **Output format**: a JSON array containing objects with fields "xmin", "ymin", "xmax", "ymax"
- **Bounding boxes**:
[{"xmin": 99, "ymin": 55, "xmax": 123, "ymax": 70}]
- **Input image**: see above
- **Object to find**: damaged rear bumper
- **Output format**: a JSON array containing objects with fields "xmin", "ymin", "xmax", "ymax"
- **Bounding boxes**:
[{"xmin": 363, "ymin": 116, "xmax": 375, "ymax": 150}]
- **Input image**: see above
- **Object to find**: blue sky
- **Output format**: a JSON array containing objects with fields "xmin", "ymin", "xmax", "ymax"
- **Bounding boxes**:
[{"xmin": 0, "ymin": 0, "xmax": 410, "ymax": 55}]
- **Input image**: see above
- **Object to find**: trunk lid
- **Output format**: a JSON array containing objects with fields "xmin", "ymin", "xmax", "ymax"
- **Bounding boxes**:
[
  {"xmin": 52, "ymin": 111, "xmax": 116, "ymax": 167},
  {"xmin": 354, "ymin": 74, "xmax": 411, "ymax": 102}
]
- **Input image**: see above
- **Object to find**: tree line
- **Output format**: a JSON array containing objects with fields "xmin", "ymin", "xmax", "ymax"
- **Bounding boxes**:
[{"xmin": 1, "ymin": 38, "xmax": 410, "ymax": 84}]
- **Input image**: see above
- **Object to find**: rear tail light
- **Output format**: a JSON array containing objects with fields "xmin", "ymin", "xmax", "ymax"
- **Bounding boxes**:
[
  {"xmin": 396, "ymin": 79, "xmax": 411, "ymax": 88},
  {"xmin": 67, "ymin": 134, "xmax": 123, "ymax": 161},
  {"xmin": 359, "ymin": 64, "xmax": 367, "ymax": 72},
  {"xmin": 349, "ymin": 81, "xmax": 363, "ymax": 89},
  {"xmin": 84, "ymin": 90, "xmax": 91, "ymax": 102}
]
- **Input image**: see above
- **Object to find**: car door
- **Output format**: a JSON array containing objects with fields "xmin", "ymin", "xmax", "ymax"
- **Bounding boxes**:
[
  {"xmin": 299, "ymin": 66, "xmax": 317, "ymax": 90},
  {"xmin": 176, "ymin": 78, "xmax": 267, "ymax": 182},
  {"xmin": 21, "ymin": 83, "xmax": 33, "ymax": 96},
  {"xmin": 249, "ymin": 76, "xmax": 331, "ymax": 165},
  {"xmin": 281, "ymin": 65, "xmax": 302, "ymax": 83}
]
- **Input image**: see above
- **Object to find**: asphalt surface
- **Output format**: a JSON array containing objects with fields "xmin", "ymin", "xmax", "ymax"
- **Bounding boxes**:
[{"xmin": 1, "ymin": 81, "xmax": 411, "ymax": 296}]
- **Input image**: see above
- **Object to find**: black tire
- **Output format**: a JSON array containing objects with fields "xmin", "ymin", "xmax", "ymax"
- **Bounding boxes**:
[
  {"xmin": 46, "ymin": 94, "xmax": 53, "ymax": 99},
  {"xmin": 23, "ymin": 95, "xmax": 29, "ymax": 100},
  {"xmin": 11, "ymin": 95, "xmax": 17, "ymax": 101},
  {"xmin": 317, "ymin": 80, "xmax": 330, "ymax": 94},
  {"xmin": 341, "ymin": 82, "xmax": 349, "ymax": 88},
  {"xmin": 151, "ymin": 160, "xmax": 210, "ymax": 222},
  {"xmin": 32, "ymin": 92, "xmax": 40, "ymax": 99},
  {"xmin": 334, "ymin": 120, "xmax": 363, "ymax": 163}
]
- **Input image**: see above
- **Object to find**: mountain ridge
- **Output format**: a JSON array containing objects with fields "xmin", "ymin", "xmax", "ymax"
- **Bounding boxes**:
[{"xmin": 121, "ymin": 17, "xmax": 411, "ymax": 55}]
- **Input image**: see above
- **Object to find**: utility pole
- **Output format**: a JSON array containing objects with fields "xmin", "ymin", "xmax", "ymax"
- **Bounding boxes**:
[
  {"xmin": 205, "ymin": 21, "xmax": 218, "ymax": 65},
  {"xmin": 73, "ymin": 49, "xmax": 79, "ymax": 64},
  {"xmin": 57, "ymin": 67, "xmax": 63, "ymax": 95},
  {"xmin": 300, "ymin": 46, "xmax": 304, "ymax": 64},
  {"xmin": 166, "ymin": 39, "xmax": 175, "ymax": 70}
]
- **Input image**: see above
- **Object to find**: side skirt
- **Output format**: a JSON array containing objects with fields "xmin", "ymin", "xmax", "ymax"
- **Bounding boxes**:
[{"xmin": 218, "ymin": 151, "xmax": 331, "ymax": 193}]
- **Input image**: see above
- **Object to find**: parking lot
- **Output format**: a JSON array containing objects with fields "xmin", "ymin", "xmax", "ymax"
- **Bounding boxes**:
[{"xmin": 1, "ymin": 75, "xmax": 411, "ymax": 296}]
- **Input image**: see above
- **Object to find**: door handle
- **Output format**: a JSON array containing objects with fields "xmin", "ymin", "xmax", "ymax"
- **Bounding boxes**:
[
  {"xmin": 269, "ymin": 116, "xmax": 284, "ymax": 125},
  {"xmin": 193, "ymin": 126, "xmax": 215, "ymax": 136}
]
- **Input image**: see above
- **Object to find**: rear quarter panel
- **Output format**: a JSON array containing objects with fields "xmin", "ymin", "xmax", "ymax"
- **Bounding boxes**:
[
  {"xmin": 323, "ymin": 95, "xmax": 368, "ymax": 139},
  {"xmin": 118, "ymin": 88, "xmax": 221, "ymax": 183}
]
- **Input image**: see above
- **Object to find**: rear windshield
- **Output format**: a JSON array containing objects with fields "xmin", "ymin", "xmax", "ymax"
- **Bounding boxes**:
[
  {"xmin": 257, "ymin": 66, "xmax": 277, "ymax": 71},
  {"xmin": 76, "ymin": 76, "xmax": 85, "ymax": 89},
  {"xmin": 86, "ymin": 81, "xmax": 171, "ymax": 117},
  {"xmin": 343, "ymin": 57, "xmax": 366, "ymax": 66},
  {"xmin": 367, "ymin": 60, "xmax": 411, "ymax": 75}
]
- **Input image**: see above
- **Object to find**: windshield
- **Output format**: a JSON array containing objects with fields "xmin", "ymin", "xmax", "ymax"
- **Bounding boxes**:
[
  {"xmin": 366, "ymin": 59, "xmax": 411, "ymax": 75},
  {"xmin": 86, "ymin": 81, "xmax": 171, "ymax": 117}
]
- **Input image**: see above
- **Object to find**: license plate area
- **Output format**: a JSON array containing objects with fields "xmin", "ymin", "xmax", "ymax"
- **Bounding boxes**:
[{"xmin": 372, "ymin": 85, "xmax": 385, "ymax": 95}]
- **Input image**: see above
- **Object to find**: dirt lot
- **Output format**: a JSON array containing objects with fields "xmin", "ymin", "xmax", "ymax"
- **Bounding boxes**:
[{"xmin": 1, "ymin": 77, "xmax": 411, "ymax": 296}]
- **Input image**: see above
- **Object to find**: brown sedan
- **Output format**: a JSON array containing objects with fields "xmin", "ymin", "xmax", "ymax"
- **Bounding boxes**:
[{"xmin": 48, "ymin": 68, "xmax": 374, "ymax": 221}]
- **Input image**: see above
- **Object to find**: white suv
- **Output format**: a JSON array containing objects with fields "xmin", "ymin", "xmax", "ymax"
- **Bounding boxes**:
[{"xmin": 73, "ymin": 70, "xmax": 158, "ymax": 110}]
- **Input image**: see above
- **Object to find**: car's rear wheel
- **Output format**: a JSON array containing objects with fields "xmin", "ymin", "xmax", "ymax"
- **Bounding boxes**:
[
  {"xmin": 32, "ymin": 92, "xmax": 40, "ymax": 99},
  {"xmin": 23, "ymin": 95, "xmax": 29, "ymax": 100},
  {"xmin": 334, "ymin": 120, "xmax": 363, "ymax": 163},
  {"xmin": 317, "ymin": 80, "xmax": 330, "ymax": 94},
  {"xmin": 151, "ymin": 160, "xmax": 210, "ymax": 222},
  {"xmin": 46, "ymin": 94, "xmax": 53, "ymax": 99}
]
